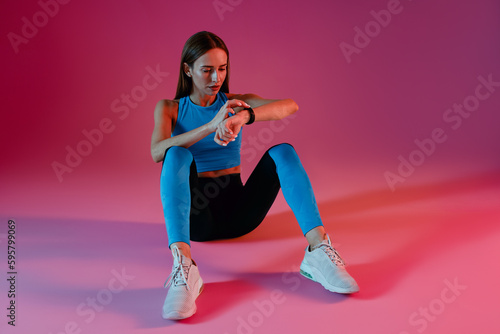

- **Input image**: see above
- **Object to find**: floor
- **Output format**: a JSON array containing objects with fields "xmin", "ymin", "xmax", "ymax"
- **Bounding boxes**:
[{"xmin": 1, "ymin": 171, "xmax": 499, "ymax": 334}]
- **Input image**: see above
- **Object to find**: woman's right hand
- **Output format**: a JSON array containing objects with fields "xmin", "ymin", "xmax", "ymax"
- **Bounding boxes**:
[{"xmin": 210, "ymin": 99, "xmax": 250, "ymax": 145}]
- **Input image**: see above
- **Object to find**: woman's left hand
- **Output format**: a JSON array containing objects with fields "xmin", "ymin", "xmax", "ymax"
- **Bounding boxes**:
[{"xmin": 214, "ymin": 112, "xmax": 246, "ymax": 146}]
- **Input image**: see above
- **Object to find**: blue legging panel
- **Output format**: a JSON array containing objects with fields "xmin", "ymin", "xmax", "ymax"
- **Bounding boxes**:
[
  {"xmin": 160, "ymin": 143, "xmax": 323, "ymax": 247},
  {"xmin": 268, "ymin": 143, "xmax": 323, "ymax": 235},
  {"xmin": 160, "ymin": 146, "xmax": 194, "ymax": 246}
]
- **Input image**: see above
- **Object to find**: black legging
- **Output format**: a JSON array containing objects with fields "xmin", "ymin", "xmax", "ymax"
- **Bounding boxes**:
[
  {"xmin": 188, "ymin": 147, "xmax": 281, "ymax": 241},
  {"xmin": 160, "ymin": 143, "xmax": 323, "ymax": 245}
]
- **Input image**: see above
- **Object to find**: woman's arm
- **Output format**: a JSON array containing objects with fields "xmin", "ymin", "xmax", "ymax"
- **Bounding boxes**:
[
  {"xmin": 228, "ymin": 93, "xmax": 298, "ymax": 123},
  {"xmin": 151, "ymin": 100, "xmax": 209, "ymax": 163},
  {"xmin": 150, "ymin": 99, "xmax": 250, "ymax": 163}
]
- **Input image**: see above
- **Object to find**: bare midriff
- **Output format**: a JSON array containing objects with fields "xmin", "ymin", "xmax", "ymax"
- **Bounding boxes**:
[{"xmin": 198, "ymin": 165, "xmax": 241, "ymax": 178}]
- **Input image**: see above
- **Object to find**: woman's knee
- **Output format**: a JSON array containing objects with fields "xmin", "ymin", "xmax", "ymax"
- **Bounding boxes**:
[
  {"xmin": 163, "ymin": 146, "xmax": 193, "ymax": 165},
  {"xmin": 268, "ymin": 143, "xmax": 299, "ymax": 164}
]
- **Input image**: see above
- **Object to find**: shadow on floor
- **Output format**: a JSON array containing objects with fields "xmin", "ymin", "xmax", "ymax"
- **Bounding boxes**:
[{"xmin": 12, "ymin": 170, "xmax": 500, "ymax": 326}]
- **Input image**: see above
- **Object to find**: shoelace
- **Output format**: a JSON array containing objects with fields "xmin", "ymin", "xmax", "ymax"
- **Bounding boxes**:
[
  {"xmin": 164, "ymin": 248, "xmax": 191, "ymax": 290},
  {"xmin": 319, "ymin": 243, "xmax": 346, "ymax": 267}
]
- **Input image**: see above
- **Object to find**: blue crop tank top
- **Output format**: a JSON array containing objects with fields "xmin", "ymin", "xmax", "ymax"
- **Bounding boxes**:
[{"xmin": 172, "ymin": 92, "xmax": 242, "ymax": 173}]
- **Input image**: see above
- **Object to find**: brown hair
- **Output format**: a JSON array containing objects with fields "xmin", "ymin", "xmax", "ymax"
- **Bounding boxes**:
[{"xmin": 174, "ymin": 31, "xmax": 230, "ymax": 99}]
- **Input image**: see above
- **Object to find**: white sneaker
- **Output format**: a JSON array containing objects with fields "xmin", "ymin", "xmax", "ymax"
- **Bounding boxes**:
[
  {"xmin": 162, "ymin": 246, "xmax": 203, "ymax": 320},
  {"xmin": 300, "ymin": 236, "xmax": 359, "ymax": 294}
]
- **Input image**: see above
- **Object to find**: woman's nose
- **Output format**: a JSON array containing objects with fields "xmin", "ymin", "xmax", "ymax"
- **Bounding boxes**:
[{"xmin": 211, "ymin": 70, "xmax": 219, "ymax": 83}]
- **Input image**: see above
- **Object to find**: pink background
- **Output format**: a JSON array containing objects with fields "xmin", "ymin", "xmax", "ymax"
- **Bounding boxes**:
[
  {"xmin": 1, "ymin": 0, "xmax": 499, "ymax": 222},
  {"xmin": 1, "ymin": 0, "xmax": 499, "ymax": 333}
]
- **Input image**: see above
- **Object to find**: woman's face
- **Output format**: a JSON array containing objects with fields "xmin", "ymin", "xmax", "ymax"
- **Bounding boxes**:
[{"xmin": 185, "ymin": 48, "xmax": 228, "ymax": 97}]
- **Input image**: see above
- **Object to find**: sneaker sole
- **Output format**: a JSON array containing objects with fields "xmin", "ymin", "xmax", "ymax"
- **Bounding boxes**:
[
  {"xmin": 300, "ymin": 261, "xmax": 359, "ymax": 294},
  {"xmin": 162, "ymin": 280, "xmax": 204, "ymax": 320}
]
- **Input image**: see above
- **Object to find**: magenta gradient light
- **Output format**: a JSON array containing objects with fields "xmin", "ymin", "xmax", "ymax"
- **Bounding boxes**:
[
  {"xmin": 1, "ymin": 1, "xmax": 500, "ymax": 333},
  {"xmin": 1, "ymin": 0, "xmax": 500, "ymax": 221}
]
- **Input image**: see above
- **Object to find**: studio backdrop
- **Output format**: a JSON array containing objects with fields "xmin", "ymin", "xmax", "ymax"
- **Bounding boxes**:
[{"xmin": 1, "ymin": 0, "xmax": 499, "ymax": 222}]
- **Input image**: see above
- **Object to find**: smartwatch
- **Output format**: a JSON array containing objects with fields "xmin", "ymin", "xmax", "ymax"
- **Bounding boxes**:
[{"xmin": 243, "ymin": 107, "xmax": 255, "ymax": 125}]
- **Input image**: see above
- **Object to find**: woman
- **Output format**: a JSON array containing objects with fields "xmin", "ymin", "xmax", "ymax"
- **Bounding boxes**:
[{"xmin": 151, "ymin": 31, "xmax": 359, "ymax": 320}]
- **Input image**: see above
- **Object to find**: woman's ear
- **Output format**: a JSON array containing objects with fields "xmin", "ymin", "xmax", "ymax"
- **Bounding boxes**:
[{"xmin": 183, "ymin": 63, "xmax": 191, "ymax": 77}]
